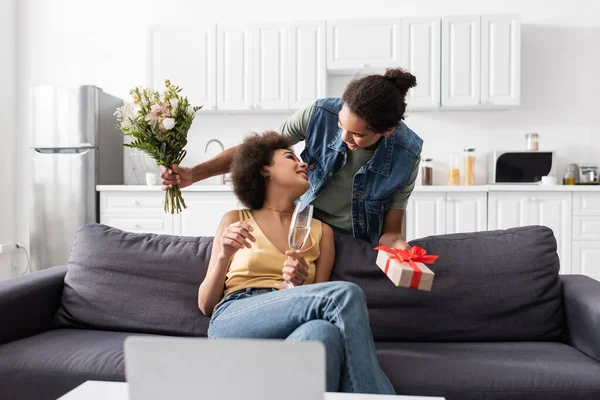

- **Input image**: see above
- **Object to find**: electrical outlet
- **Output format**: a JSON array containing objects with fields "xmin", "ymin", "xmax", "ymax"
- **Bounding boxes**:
[{"xmin": 0, "ymin": 243, "xmax": 18, "ymax": 254}]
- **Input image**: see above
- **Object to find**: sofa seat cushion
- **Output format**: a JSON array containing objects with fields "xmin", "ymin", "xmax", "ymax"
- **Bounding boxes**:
[
  {"xmin": 377, "ymin": 341, "xmax": 600, "ymax": 400},
  {"xmin": 0, "ymin": 329, "xmax": 141, "ymax": 400}
]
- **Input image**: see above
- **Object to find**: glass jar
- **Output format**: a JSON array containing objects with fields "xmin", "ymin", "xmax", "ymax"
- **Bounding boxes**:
[
  {"xmin": 464, "ymin": 148, "xmax": 475, "ymax": 186},
  {"xmin": 562, "ymin": 165, "xmax": 576, "ymax": 185},
  {"xmin": 448, "ymin": 153, "xmax": 461, "ymax": 186},
  {"xmin": 525, "ymin": 133, "xmax": 539, "ymax": 151},
  {"xmin": 421, "ymin": 158, "xmax": 433, "ymax": 186}
]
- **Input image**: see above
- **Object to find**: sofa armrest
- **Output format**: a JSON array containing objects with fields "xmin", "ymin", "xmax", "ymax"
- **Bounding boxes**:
[
  {"xmin": 561, "ymin": 274, "xmax": 600, "ymax": 362},
  {"xmin": 0, "ymin": 265, "xmax": 67, "ymax": 346}
]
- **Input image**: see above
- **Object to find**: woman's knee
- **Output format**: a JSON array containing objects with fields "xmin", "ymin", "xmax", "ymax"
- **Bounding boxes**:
[
  {"xmin": 288, "ymin": 319, "xmax": 341, "ymax": 344},
  {"xmin": 322, "ymin": 281, "xmax": 366, "ymax": 303}
]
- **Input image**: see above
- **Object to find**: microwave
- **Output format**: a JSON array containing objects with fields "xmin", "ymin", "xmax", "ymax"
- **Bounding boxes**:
[{"xmin": 490, "ymin": 151, "xmax": 556, "ymax": 184}]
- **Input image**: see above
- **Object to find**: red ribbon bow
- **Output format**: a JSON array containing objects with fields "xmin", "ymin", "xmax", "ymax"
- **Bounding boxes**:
[{"xmin": 374, "ymin": 245, "xmax": 439, "ymax": 289}]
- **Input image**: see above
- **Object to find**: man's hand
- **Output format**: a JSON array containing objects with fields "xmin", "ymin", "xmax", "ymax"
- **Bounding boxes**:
[
  {"xmin": 390, "ymin": 239, "xmax": 411, "ymax": 251},
  {"xmin": 160, "ymin": 164, "xmax": 194, "ymax": 190}
]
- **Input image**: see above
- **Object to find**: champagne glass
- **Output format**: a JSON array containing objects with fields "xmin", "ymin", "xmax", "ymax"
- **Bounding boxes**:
[{"xmin": 280, "ymin": 204, "xmax": 313, "ymax": 289}]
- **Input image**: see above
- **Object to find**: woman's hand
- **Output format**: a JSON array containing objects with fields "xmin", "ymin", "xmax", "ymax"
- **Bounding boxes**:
[
  {"xmin": 282, "ymin": 250, "xmax": 309, "ymax": 286},
  {"xmin": 219, "ymin": 221, "xmax": 255, "ymax": 259}
]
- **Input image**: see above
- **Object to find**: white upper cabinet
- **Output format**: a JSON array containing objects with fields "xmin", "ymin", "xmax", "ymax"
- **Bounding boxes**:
[
  {"xmin": 253, "ymin": 23, "xmax": 289, "ymax": 110},
  {"xmin": 481, "ymin": 15, "xmax": 521, "ymax": 106},
  {"xmin": 147, "ymin": 26, "xmax": 217, "ymax": 110},
  {"xmin": 441, "ymin": 16, "xmax": 481, "ymax": 107},
  {"xmin": 327, "ymin": 19, "xmax": 402, "ymax": 72},
  {"xmin": 402, "ymin": 17, "xmax": 441, "ymax": 109},
  {"xmin": 148, "ymin": 14, "xmax": 520, "ymax": 112},
  {"xmin": 217, "ymin": 23, "xmax": 254, "ymax": 110},
  {"xmin": 289, "ymin": 21, "xmax": 327, "ymax": 110}
]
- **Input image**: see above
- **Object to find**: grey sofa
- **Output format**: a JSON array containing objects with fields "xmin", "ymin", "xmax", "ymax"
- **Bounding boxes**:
[{"xmin": 1, "ymin": 223, "xmax": 599, "ymax": 400}]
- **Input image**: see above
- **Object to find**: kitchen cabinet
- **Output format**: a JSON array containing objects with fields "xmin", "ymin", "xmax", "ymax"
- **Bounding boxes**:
[
  {"xmin": 217, "ymin": 23, "xmax": 254, "ymax": 110},
  {"xmin": 147, "ymin": 26, "xmax": 217, "ymax": 109},
  {"xmin": 441, "ymin": 14, "xmax": 521, "ymax": 108},
  {"xmin": 572, "ymin": 192, "xmax": 600, "ymax": 279},
  {"xmin": 487, "ymin": 192, "xmax": 530, "ymax": 230},
  {"xmin": 572, "ymin": 241, "xmax": 600, "ymax": 281},
  {"xmin": 289, "ymin": 21, "xmax": 327, "ymax": 109},
  {"xmin": 405, "ymin": 192, "xmax": 446, "ymax": 241},
  {"xmin": 100, "ymin": 190, "xmax": 240, "ymax": 238},
  {"xmin": 148, "ymin": 14, "xmax": 520, "ymax": 112},
  {"xmin": 402, "ymin": 17, "xmax": 441, "ymax": 110},
  {"xmin": 327, "ymin": 19, "xmax": 402, "ymax": 71},
  {"xmin": 405, "ymin": 191, "xmax": 486, "ymax": 241},
  {"xmin": 446, "ymin": 192, "xmax": 487, "ymax": 234},
  {"xmin": 174, "ymin": 193, "xmax": 241, "ymax": 237},
  {"xmin": 441, "ymin": 16, "xmax": 481, "ymax": 107},
  {"xmin": 488, "ymin": 192, "xmax": 572, "ymax": 273},
  {"xmin": 253, "ymin": 23, "xmax": 289, "ymax": 110},
  {"xmin": 481, "ymin": 15, "xmax": 521, "ymax": 106},
  {"xmin": 217, "ymin": 23, "xmax": 290, "ymax": 110}
]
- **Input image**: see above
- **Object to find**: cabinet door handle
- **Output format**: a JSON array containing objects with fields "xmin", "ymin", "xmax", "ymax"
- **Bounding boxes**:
[
  {"xmin": 134, "ymin": 223, "xmax": 141, "ymax": 229},
  {"xmin": 446, "ymin": 197, "xmax": 453, "ymax": 202},
  {"xmin": 132, "ymin": 200, "xmax": 141, "ymax": 207}
]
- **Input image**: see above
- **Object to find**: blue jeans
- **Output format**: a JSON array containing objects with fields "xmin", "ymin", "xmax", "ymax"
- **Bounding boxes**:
[{"xmin": 208, "ymin": 281, "xmax": 395, "ymax": 395}]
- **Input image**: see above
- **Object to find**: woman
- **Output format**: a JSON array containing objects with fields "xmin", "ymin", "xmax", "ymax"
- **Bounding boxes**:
[
  {"xmin": 198, "ymin": 131, "xmax": 395, "ymax": 395},
  {"xmin": 162, "ymin": 68, "xmax": 422, "ymax": 251}
]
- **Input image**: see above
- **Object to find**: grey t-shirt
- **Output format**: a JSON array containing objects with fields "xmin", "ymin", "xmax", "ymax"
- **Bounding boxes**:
[{"xmin": 279, "ymin": 102, "xmax": 419, "ymax": 232}]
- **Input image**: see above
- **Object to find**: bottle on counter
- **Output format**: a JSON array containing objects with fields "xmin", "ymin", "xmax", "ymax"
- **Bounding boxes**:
[
  {"xmin": 421, "ymin": 158, "xmax": 433, "ymax": 186},
  {"xmin": 448, "ymin": 153, "xmax": 461, "ymax": 186},
  {"xmin": 562, "ymin": 165, "xmax": 576, "ymax": 185},
  {"xmin": 464, "ymin": 148, "xmax": 475, "ymax": 186}
]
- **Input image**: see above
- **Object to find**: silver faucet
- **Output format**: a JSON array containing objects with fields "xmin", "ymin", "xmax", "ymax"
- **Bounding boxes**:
[{"xmin": 204, "ymin": 139, "xmax": 232, "ymax": 185}]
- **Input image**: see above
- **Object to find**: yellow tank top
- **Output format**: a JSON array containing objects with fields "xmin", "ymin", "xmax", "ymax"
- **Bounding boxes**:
[{"xmin": 224, "ymin": 209, "xmax": 322, "ymax": 296}]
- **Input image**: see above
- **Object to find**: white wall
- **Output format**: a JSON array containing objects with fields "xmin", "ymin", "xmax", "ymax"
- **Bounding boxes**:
[
  {"xmin": 0, "ymin": 0, "xmax": 17, "ymax": 279},
  {"xmin": 13, "ymin": 0, "xmax": 600, "ymax": 272}
]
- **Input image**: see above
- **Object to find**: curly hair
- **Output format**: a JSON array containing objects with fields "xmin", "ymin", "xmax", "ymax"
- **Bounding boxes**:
[
  {"xmin": 342, "ymin": 68, "xmax": 417, "ymax": 133},
  {"xmin": 231, "ymin": 131, "xmax": 292, "ymax": 210}
]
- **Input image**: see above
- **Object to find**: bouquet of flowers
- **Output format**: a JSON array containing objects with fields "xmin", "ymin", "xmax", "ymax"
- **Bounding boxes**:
[{"xmin": 115, "ymin": 80, "xmax": 202, "ymax": 214}]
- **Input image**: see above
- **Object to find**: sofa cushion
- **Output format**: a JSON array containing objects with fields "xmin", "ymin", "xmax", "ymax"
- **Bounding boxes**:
[
  {"xmin": 0, "ymin": 329, "xmax": 146, "ymax": 400},
  {"xmin": 376, "ymin": 341, "xmax": 600, "ymax": 400},
  {"xmin": 53, "ymin": 223, "xmax": 211, "ymax": 336},
  {"xmin": 331, "ymin": 226, "xmax": 566, "ymax": 342}
]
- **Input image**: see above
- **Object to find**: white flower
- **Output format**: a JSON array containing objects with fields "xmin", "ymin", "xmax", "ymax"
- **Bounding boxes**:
[
  {"xmin": 169, "ymin": 98, "xmax": 179, "ymax": 109},
  {"xmin": 187, "ymin": 105, "xmax": 196, "ymax": 116},
  {"xmin": 133, "ymin": 104, "xmax": 142, "ymax": 115},
  {"xmin": 162, "ymin": 118, "xmax": 176, "ymax": 130}
]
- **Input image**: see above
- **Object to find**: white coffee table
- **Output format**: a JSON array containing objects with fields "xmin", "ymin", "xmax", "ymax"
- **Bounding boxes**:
[{"xmin": 58, "ymin": 381, "xmax": 445, "ymax": 400}]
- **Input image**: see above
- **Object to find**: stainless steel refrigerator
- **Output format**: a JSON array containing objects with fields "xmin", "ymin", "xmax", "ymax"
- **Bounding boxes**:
[{"xmin": 29, "ymin": 85, "xmax": 123, "ymax": 271}]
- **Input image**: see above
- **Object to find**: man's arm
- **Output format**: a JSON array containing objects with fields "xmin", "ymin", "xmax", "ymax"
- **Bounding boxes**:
[
  {"xmin": 161, "ymin": 103, "xmax": 314, "ymax": 189},
  {"xmin": 160, "ymin": 145, "xmax": 240, "ymax": 189},
  {"xmin": 378, "ymin": 157, "xmax": 420, "ymax": 250},
  {"xmin": 380, "ymin": 209, "xmax": 410, "ymax": 250},
  {"xmin": 191, "ymin": 145, "xmax": 239, "ymax": 182}
]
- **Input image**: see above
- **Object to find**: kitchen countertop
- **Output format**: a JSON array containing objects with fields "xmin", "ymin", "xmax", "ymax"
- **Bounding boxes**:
[
  {"xmin": 97, "ymin": 184, "xmax": 600, "ymax": 192},
  {"xmin": 97, "ymin": 184, "xmax": 234, "ymax": 192}
]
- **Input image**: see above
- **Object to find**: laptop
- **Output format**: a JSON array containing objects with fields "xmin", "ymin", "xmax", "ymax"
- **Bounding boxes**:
[{"xmin": 124, "ymin": 336, "xmax": 326, "ymax": 400}]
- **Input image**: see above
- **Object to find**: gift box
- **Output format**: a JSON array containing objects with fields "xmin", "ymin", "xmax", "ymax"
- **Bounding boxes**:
[{"xmin": 374, "ymin": 246, "xmax": 438, "ymax": 291}]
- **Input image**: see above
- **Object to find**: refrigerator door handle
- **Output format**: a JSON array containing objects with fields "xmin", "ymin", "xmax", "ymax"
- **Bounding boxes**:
[{"xmin": 34, "ymin": 148, "xmax": 93, "ymax": 154}]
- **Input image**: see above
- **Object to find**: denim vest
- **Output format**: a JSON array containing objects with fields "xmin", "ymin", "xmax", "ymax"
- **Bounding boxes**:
[{"xmin": 298, "ymin": 98, "xmax": 423, "ymax": 245}]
